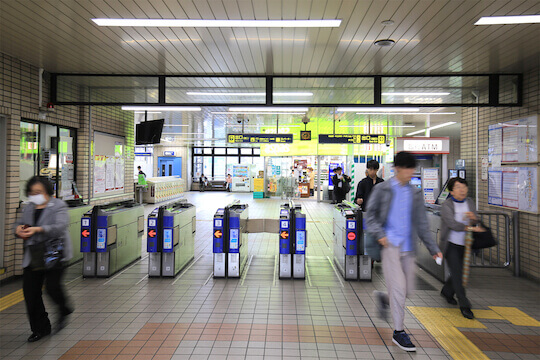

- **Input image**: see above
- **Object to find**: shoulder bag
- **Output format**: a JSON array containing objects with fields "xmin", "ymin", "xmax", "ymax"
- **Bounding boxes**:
[{"xmin": 472, "ymin": 222, "xmax": 497, "ymax": 250}]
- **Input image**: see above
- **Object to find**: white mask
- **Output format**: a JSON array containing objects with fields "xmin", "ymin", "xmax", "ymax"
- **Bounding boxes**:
[{"xmin": 29, "ymin": 194, "xmax": 47, "ymax": 205}]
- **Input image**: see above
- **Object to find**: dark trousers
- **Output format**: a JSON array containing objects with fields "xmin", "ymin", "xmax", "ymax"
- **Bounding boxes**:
[
  {"xmin": 23, "ymin": 266, "xmax": 71, "ymax": 334},
  {"xmin": 441, "ymin": 243, "xmax": 471, "ymax": 308},
  {"xmin": 334, "ymin": 191, "xmax": 346, "ymax": 203}
]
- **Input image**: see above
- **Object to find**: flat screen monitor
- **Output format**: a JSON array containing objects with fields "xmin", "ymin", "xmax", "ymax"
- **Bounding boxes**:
[
  {"xmin": 449, "ymin": 169, "xmax": 458, "ymax": 179},
  {"xmin": 410, "ymin": 176, "xmax": 422, "ymax": 188},
  {"xmin": 136, "ymin": 119, "xmax": 164, "ymax": 145}
]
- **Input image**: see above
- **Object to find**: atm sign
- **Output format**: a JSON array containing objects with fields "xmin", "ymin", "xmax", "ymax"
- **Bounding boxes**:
[{"xmin": 347, "ymin": 232, "xmax": 356, "ymax": 241}]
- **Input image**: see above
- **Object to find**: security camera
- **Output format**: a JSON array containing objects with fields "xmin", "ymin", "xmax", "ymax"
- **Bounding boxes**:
[
  {"xmin": 302, "ymin": 115, "xmax": 310, "ymax": 124},
  {"xmin": 237, "ymin": 118, "xmax": 242, "ymax": 124},
  {"xmin": 386, "ymin": 139, "xmax": 391, "ymax": 147}
]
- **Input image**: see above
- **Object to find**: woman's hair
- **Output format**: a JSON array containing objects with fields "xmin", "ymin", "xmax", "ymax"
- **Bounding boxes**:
[
  {"xmin": 26, "ymin": 176, "xmax": 54, "ymax": 196},
  {"xmin": 448, "ymin": 177, "xmax": 468, "ymax": 191}
]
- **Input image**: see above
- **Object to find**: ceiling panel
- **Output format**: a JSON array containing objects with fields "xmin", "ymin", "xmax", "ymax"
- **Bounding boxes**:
[{"xmin": 0, "ymin": 0, "xmax": 538, "ymax": 75}]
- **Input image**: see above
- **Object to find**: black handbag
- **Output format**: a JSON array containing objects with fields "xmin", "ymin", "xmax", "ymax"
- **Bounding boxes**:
[
  {"xmin": 29, "ymin": 238, "xmax": 64, "ymax": 271},
  {"xmin": 472, "ymin": 223, "xmax": 497, "ymax": 249}
]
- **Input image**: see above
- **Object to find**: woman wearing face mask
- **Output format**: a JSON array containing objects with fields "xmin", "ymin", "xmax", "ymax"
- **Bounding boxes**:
[
  {"xmin": 14, "ymin": 176, "xmax": 73, "ymax": 342},
  {"xmin": 439, "ymin": 177, "xmax": 485, "ymax": 319}
]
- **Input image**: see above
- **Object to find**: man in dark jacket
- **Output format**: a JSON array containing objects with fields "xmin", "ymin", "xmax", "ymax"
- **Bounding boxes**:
[
  {"xmin": 355, "ymin": 160, "xmax": 384, "ymax": 212},
  {"xmin": 331, "ymin": 167, "xmax": 351, "ymax": 204}
]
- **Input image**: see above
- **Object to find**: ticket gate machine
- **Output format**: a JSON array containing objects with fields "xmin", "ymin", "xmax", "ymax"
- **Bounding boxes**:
[
  {"xmin": 81, "ymin": 201, "xmax": 144, "ymax": 277},
  {"xmin": 333, "ymin": 201, "xmax": 371, "ymax": 281},
  {"xmin": 147, "ymin": 199, "xmax": 196, "ymax": 277},
  {"xmin": 279, "ymin": 201, "xmax": 307, "ymax": 279},
  {"xmin": 213, "ymin": 201, "xmax": 249, "ymax": 278}
]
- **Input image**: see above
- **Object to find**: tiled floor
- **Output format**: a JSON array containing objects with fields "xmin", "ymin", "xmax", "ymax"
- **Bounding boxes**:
[{"xmin": 1, "ymin": 192, "xmax": 539, "ymax": 360}]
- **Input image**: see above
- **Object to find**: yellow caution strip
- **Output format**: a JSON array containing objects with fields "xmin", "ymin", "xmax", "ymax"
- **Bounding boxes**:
[
  {"xmin": 408, "ymin": 306, "xmax": 490, "ymax": 360},
  {"xmin": 0, "ymin": 289, "xmax": 24, "ymax": 312},
  {"xmin": 489, "ymin": 306, "xmax": 540, "ymax": 327}
]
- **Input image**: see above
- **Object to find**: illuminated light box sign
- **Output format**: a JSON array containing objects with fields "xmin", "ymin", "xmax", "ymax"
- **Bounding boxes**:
[
  {"xmin": 396, "ymin": 137, "xmax": 450, "ymax": 154},
  {"xmin": 319, "ymin": 134, "xmax": 386, "ymax": 144},
  {"xmin": 227, "ymin": 133, "xmax": 293, "ymax": 144}
]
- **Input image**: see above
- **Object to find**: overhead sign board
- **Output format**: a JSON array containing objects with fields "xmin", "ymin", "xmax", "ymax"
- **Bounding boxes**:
[
  {"xmin": 395, "ymin": 137, "xmax": 450, "ymax": 154},
  {"xmin": 227, "ymin": 133, "xmax": 293, "ymax": 144},
  {"xmin": 318, "ymin": 134, "xmax": 386, "ymax": 144}
]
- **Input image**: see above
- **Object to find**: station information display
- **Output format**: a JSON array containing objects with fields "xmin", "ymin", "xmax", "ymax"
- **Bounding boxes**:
[
  {"xmin": 319, "ymin": 134, "xmax": 386, "ymax": 144},
  {"xmin": 487, "ymin": 115, "xmax": 539, "ymax": 213},
  {"xmin": 227, "ymin": 133, "xmax": 293, "ymax": 144}
]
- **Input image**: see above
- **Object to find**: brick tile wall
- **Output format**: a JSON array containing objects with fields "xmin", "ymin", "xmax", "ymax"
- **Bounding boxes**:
[
  {"xmin": 0, "ymin": 52, "xmax": 136, "ymax": 280},
  {"xmin": 461, "ymin": 68, "xmax": 539, "ymax": 282}
]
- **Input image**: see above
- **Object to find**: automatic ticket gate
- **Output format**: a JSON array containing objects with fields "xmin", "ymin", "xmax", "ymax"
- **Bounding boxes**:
[
  {"xmin": 333, "ymin": 201, "xmax": 371, "ymax": 281},
  {"xmin": 81, "ymin": 201, "xmax": 144, "ymax": 277},
  {"xmin": 147, "ymin": 199, "xmax": 196, "ymax": 277},
  {"xmin": 279, "ymin": 201, "xmax": 307, "ymax": 279},
  {"xmin": 213, "ymin": 201, "xmax": 249, "ymax": 278}
]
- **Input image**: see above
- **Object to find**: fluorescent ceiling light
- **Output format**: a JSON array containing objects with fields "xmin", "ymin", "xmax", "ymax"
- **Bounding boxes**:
[
  {"xmin": 355, "ymin": 112, "xmax": 456, "ymax": 115},
  {"xmin": 382, "ymin": 92, "xmax": 450, "ymax": 96},
  {"xmin": 212, "ymin": 112, "xmax": 305, "ymax": 115},
  {"xmin": 92, "ymin": 19, "xmax": 342, "ymax": 28},
  {"xmin": 340, "ymin": 125, "xmax": 415, "ymax": 128},
  {"xmin": 475, "ymin": 15, "xmax": 540, "ymax": 25},
  {"xmin": 228, "ymin": 107, "xmax": 308, "ymax": 112},
  {"xmin": 162, "ymin": 132, "xmax": 204, "ymax": 135},
  {"xmin": 187, "ymin": 92, "xmax": 312, "ymax": 96},
  {"xmin": 406, "ymin": 121, "xmax": 457, "ymax": 136},
  {"xmin": 187, "ymin": 92, "xmax": 265, "ymax": 96},
  {"xmin": 122, "ymin": 106, "xmax": 201, "ymax": 111},
  {"xmin": 274, "ymin": 92, "xmax": 313, "ymax": 96},
  {"xmin": 135, "ymin": 111, "xmax": 161, "ymax": 114},
  {"xmin": 337, "ymin": 107, "xmax": 420, "ymax": 112},
  {"xmin": 163, "ymin": 124, "xmax": 189, "ymax": 127}
]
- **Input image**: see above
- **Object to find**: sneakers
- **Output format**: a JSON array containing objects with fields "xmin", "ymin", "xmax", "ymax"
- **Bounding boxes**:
[
  {"xmin": 392, "ymin": 330, "xmax": 416, "ymax": 352},
  {"xmin": 373, "ymin": 290, "xmax": 388, "ymax": 322}
]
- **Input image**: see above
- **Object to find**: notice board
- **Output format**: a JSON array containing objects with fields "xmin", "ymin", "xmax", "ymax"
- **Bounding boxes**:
[{"xmin": 93, "ymin": 132, "xmax": 126, "ymax": 198}]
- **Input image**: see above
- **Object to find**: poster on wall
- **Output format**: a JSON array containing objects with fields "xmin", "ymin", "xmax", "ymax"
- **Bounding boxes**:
[
  {"xmin": 489, "ymin": 115, "xmax": 538, "ymax": 165},
  {"xmin": 502, "ymin": 120, "xmax": 520, "ymax": 163},
  {"xmin": 489, "ymin": 167, "xmax": 538, "ymax": 213},
  {"xmin": 105, "ymin": 157, "xmax": 116, "ymax": 191},
  {"xmin": 94, "ymin": 155, "xmax": 107, "ymax": 194},
  {"xmin": 518, "ymin": 116, "xmax": 538, "ymax": 163},
  {"xmin": 115, "ymin": 157, "xmax": 125, "ymax": 190},
  {"xmin": 518, "ymin": 167, "xmax": 538, "ymax": 212}
]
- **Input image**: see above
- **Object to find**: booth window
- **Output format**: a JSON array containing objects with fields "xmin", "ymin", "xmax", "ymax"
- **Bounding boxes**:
[{"xmin": 19, "ymin": 120, "xmax": 77, "ymax": 200}]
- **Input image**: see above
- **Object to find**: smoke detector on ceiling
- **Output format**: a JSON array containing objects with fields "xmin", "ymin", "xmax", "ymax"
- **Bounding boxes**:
[{"xmin": 374, "ymin": 39, "xmax": 396, "ymax": 47}]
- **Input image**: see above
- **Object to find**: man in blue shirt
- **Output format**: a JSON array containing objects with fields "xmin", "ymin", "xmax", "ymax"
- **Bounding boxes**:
[{"xmin": 366, "ymin": 152, "xmax": 442, "ymax": 352}]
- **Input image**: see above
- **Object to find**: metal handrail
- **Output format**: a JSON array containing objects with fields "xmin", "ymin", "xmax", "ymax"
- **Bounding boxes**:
[{"xmin": 473, "ymin": 211, "xmax": 511, "ymax": 268}]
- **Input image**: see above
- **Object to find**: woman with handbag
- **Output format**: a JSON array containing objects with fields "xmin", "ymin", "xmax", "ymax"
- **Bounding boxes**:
[
  {"xmin": 14, "ymin": 176, "xmax": 73, "ymax": 342},
  {"xmin": 439, "ymin": 177, "xmax": 485, "ymax": 319}
]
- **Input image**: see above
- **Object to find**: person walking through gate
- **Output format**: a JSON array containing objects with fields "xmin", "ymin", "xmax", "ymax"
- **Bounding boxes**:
[
  {"xmin": 14, "ymin": 176, "xmax": 73, "ymax": 342},
  {"xmin": 366, "ymin": 152, "xmax": 442, "ymax": 352},
  {"xmin": 439, "ymin": 177, "xmax": 485, "ymax": 319},
  {"xmin": 355, "ymin": 159, "xmax": 384, "ymax": 211},
  {"xmin": 332, "ymin": 167, "xmax": 351, "ymax": 204}
]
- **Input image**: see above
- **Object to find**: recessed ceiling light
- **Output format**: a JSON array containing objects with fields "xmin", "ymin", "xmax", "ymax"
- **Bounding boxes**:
[
  {"xmin": 355, "ymin": 112, "xmax": 456, "ymax": 115},
  {"xmin": 382, "ymin": 92, "xmax": 450, "ymax": 96},
  {"xmin": 374, "ymin": 39, "xmax": 395, "ymax": 46},
  {"xmin": 381, "ymin": 20, "xmax": 395, "ymax": 26},
  {"xmin": 228, "ymin": 107, "xmax": 308, "ymax": 112},
  {"xmin": 337, "ymin": 107, "xmax": 420, "ymax": 112},
  {"xmin": 92, "ymin": 19, "xmax": 342, "ymax": 28},
  {"xmin": 122, "ymin": 106, "xmax": 201, "ymax": 111},
  {"xmin": 475, "ymin": 15, "xmax": 540, "ymax": 25}
]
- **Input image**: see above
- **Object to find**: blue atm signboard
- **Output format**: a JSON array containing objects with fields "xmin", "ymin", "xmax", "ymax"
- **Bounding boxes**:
[
  {"xmin": 227, "ymin": 134, "xmax": 293, "ymax": 144},
  {"xmin": 319, "ymin": 134, "xmax": 386, "ymax": 144}
]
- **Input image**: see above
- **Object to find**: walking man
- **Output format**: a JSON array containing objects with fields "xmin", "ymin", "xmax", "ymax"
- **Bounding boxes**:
[{"xmin": 366, "ymin": 151, "xmax": 442, "ymax": 352}]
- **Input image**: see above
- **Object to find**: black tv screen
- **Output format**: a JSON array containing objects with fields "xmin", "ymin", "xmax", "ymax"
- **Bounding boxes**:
[{"xmin": 136, "ymin": 119, "xmax": 164, "ymax": 145}]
